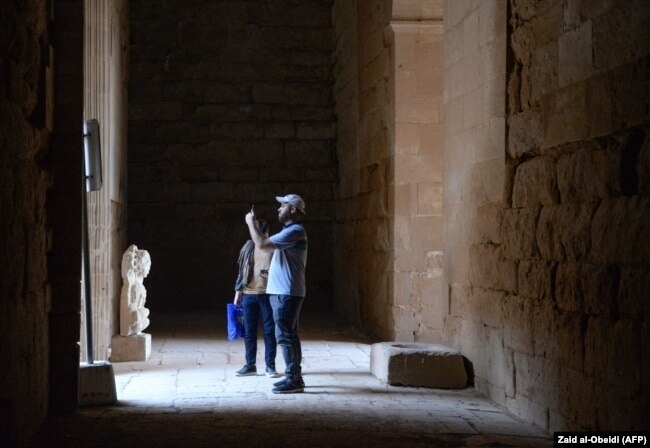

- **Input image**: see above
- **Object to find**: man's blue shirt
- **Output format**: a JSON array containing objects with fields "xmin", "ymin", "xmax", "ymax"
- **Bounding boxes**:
[{"xmin": 267, "ymin": 222, "xmax": 308, "ymax": 297}]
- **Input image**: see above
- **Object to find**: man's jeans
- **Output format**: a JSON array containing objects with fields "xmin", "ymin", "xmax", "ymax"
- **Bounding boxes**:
[
  {"xmin": 270, "ymin": 295, "xmax": 304, "ymax": 383},
  {"xmin": 242, "ymin": 293, "xmax": 277, "ymax": 370}
]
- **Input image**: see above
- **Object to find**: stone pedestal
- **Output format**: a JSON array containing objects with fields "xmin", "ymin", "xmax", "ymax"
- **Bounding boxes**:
[
  {"xmin": 78, "ymin": 361, "xmax": 117, "ymax": 406},
  {"xmin": 110, "ymin": 333, "xmax": 151, "ymax": 362},
  {"xmin": 371, "ymin": 342, "xmax": 468, "ymax": 389}
]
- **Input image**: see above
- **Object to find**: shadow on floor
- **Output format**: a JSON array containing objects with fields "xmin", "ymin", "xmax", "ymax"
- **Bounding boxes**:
[{"xmin": 30, "ymin": 305, "xmax": 552, "ymax": 448}]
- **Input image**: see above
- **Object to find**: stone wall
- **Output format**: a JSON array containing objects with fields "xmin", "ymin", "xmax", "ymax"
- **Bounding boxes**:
[
  {"xmin": 0, "ymin": 2, "xmax": 51, "ymax": 444},
  {"xmin": 332, "ymin": 0, "xmax": 444, "ymax": 341},
  {"xmin": 442, "ymin": 0, "xmax": 508, "ymax": 408},
  {"xmin": 128, "ymin": 0, "xmax": 336, "ymax": 311},
  {"xmin": 0, "ymin": 0, "xmax": 84, "ymax": 443},
  {"xmin": 332, "ymin": 0, "xmax": 392, "ymax": 335},
  {"xmin": 443, "ymin": 0, "xmax": 649, "ymax": 431}
]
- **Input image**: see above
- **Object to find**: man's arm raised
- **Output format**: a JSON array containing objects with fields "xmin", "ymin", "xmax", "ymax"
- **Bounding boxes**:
[{"xmin": 245, "ymin": 210, "xmax": 275, "ymax": 251}]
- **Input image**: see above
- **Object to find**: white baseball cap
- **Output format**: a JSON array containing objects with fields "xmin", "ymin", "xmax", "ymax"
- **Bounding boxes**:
[{"xmin": 275, "ymin": 194, "xmax": 306, "ymax": 214}]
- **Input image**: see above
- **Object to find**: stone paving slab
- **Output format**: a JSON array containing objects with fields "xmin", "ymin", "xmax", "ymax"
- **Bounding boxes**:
[{"xmin": 30, "ymin": 307, "xmax": 552, "ymax": 448}]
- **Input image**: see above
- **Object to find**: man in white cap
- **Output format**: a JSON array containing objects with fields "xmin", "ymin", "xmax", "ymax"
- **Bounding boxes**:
[{"xmin": 244, "ymin": 194, "xmax": 308, "ymax": 393}]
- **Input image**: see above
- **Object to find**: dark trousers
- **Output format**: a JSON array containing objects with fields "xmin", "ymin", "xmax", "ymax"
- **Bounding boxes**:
[
  {"xmin": 242, "ymin": 293, "xmax": 277, "ymax": 370},
  {"xmin": 270, "ymin": 295, "xmax": 304, "ymax": 382}
]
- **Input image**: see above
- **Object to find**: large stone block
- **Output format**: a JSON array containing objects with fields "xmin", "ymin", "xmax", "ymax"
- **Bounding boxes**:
[
  {"xmin": 531, "ymin": 41, "xmax": 559, "ymax": 103},
  {"xmin": 469, "ymin": 243, "xmax": 517, "ymax": 292},
  {"xmin": 417, "ymin": 182, "xmax": 443, "ymax": 215},
  {"xmin": 556, "ymin": 144, "xmax": 620, "ymax": 202},
  {"xmin": 507, "ymin": 381, "xmax": 552, "ymax": 429},
  {"xmin": 518, "ymin": 260, "xmax": 553, "ymax": 300},
  {"xmin": 585, "ymin": 73, "xmax": 613, "ymax": 139},
  {"xmin": 555, "ymin": 365, "xmax": 596, "ymax": 430},
  {"xmin": 594, "ymin": 382, "xmax": 649, "ymax": 431},
  {"xmin": 542, "ymin": 83, "xmax": 589, "ymax": 148},
  {"xmin": 555, "ymin": 262, "xmax": 619, "ymax": 318},
  {"xmin": 252, "ymin": 83, "xmax": 331, "ymax": 105},
  {"xmin": 470, "ymin": 158, "xmax": 504, "ymax": 204},
  {"xmin": 448, "ymin": 284, "xmax": 472, "ymax": 319},
  {"xmin": 536, "ymin": 203, "xmax": 596, "ymax": 261},
  {"xmin": 110, "ymin": 333, "xmax": 152, "ymax": 362},
  {"xmin": 500, "ymin": 207, "xmax": 540, "ymax": 260},
  {"xmin": 78, "ymin": 361, "xmax": 117, "ymax": 406},
  {"xmin": 416, "ymin": 281, "xmax": 446, "ymax": 330},
  {"xmin": 192, "ymin": 103, "xmax": 271, "ymax": 123},
  {"xmin": 512, "ymin": 156, "xmax": 558, "ymax": 208},
  {"xmin": 410, "ymin": 215, "xmax": 442, "ymax": 250},
  {"xmin": 508, "ymin": 109, "xmax": 543, "ymax": 159},
  {"xmin": 370, "ymin": 342, "xmax": 468, "ymax": 389},
  {"xmin": 285, "ymin": 140, "xmax": 333, "ymax": 165},
  {"xmin": 585, "ymin": 318, "xmax": 642, "ymax": 391},
  {"xmin": 264, "ymin": 122, "xmax": 295, "ymax": 139},
  {"xmin": 215, "ymin": 122, "xmax": 265, "ymax": 140},
  {"xmin": 502, "ymin": 295, "xmax": 534, "ymax": 355},
  {"xmin": 272, "ymin": 105, "xmax": 334, "ymax": 121},
  {"xmin": 591, "ymin": 196, "xmax": 650, "ymax": 264},
  {"xmin": 618, "ymin": 267, "xmax": 650, "ymax": 319},
  {"xmin": 472, "ymin": 287, "xmax": 505, "ymax": 329},
  {"xmin": 558, "ymin": 21, "xmax": 593, "ymax": 88},
  {"xmin": 610, "ymin": 59, "xmax": 648, "ymax": 129},
  {"xmin": 532, "ymin": 304, "xmax": 584, "ymax": 371},
  {"xmin": 592, "ymin": 3, "xmax": 638, "ymax": 73},
  {"xmin": 475, "ymin": 203, "xmax": 503, "ymax": 244},
  {"xmin": 512, "ymin": 352, "xmax": 558, "ymax": 411}
]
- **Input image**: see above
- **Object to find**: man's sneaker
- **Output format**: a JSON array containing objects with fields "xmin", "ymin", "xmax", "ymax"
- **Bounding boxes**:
[
  {"xmin": 273, "ymin": 378, "xmax": 304, "ymax": 388},
  {"xmin": 265, "ymin": 368, "xmax": 282, "ymax": 378},
  {"xmin": 272, "ymin": 381, "xmax": 304, "ymax": 394},
  {"xmin": 235, "ymin": 365, "xmax": 257, "ymax": 376}
]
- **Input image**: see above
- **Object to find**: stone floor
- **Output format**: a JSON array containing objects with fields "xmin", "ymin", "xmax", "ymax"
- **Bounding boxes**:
[{"xmin": 31, "ymin": 305, "xmax": 552, "ymax": 447}]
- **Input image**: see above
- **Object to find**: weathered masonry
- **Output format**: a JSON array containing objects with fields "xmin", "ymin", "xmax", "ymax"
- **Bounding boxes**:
[{"xmin": 1, "ymin": 0, "xmax": 648, "ymax": 444}]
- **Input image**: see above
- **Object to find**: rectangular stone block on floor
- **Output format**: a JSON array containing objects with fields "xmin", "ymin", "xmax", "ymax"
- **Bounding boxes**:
[
  {"xmin": 370, "ymin": 342, "xmax": 468, "ymax": 389},
  {"xmin": 110, "ymin": 333, "xmax": 151, "ymax": 362},
  {"xmin": 78, "ymin": 361, "xmax": 117, "ymax": 406}
]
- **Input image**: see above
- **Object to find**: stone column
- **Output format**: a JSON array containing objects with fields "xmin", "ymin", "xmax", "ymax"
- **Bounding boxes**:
[
  {"xmin": 80, "ymin": 0, "xmax": 129, "ymax": 363},
  {"xmin": 389, "ymin": 0, "xmax": 445, "ymax": 342}
]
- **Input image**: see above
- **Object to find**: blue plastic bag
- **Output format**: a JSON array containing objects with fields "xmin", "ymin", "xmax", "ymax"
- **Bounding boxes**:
[{"xmin": 226, "ymin": 303, "xmax": 245, "ymax": 341}]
